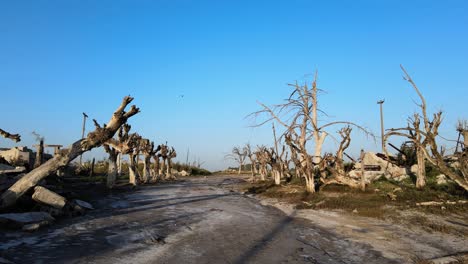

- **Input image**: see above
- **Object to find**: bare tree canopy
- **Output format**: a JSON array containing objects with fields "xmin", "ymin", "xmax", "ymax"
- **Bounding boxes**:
[
  {"xmin": 225, "ymin": 146, "xmax": 248, "ymax": 174},
  {"xmin": 385, "ymin": 66, "xmax": 468, "ymax": 191},
  {"xmin": 248, "ymin": 72, "xmax": 373, "ymax": 192}
]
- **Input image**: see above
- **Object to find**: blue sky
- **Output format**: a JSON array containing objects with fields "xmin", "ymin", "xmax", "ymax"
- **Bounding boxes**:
[{"xmin": 1, "ymin": 0, "xmax": 467, "ymax": 171}]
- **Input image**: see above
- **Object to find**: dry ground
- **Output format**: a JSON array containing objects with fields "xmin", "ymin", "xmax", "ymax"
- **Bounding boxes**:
[{"xmin": 0, "ymin": 175, "xmax": 466, "ymax": 264}]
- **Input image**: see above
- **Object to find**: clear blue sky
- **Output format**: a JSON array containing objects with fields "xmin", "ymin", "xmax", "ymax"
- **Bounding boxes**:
[{"xmin": 1, "ymin": 0, "xmax": 467, "ymax": 171}]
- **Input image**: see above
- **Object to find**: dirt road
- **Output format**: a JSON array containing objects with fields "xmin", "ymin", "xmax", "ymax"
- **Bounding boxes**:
[{"xmin": 1, "ymin": 175, "xmax": 399, "ymax": 264}]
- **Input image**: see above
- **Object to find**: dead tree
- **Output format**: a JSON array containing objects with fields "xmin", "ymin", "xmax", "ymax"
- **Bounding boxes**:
[
  {"xmin": 265, "ymin": 146, "xmax": 288, "ymax": 185},
  {"xmin": 255, "ymin": 146, "xmax": 269, "ymax": 181},
  {"xmin": 0, "ymin": 128, "xmax": 21, "ymax": 142},
  {"xmin": 245, "ymin": 144, "xmax": 257, "ymax": 178},
  {"xmin": 318, "ymin": 127, "xmax": 362, "ymax": 190},
  {"xmin": 104, "ymin": 123, "xmax": 142, "ymax": 186},
  {"xmin": 140, "ymin": 139, "xmax": 156, "ymax": 183},
  {"xmin": 159, "ymin": 144, "xmax": 168, "ymax": 177},
  {"xmin": 250, "ymin": 72, "xmax": 372, "ymax": 193},
  {"xmin": 225, "ymin": 146, "xmax": 247, "ymax": 174},
  {"xmin": 0, "ymin": 96, "xmax": 140, "ymax": 209},
  {"xmin": 166, "ymin": 147, "xmax": 177, "ymax": 180},
  {"xmin": 385, "ymin": 66, "xmax": 468, "ymax": 191},
  {"xmin": 103, "ymin": 142, "xmax": 119, "ymax": 189},
  {"xmin": 152, "ymin": 150, "xmax": 161, "ymax": 182}
]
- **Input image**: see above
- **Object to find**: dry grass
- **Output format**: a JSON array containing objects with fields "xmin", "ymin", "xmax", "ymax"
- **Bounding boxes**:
[{"xmin": 241, "ymin": 177, "xmax": 468, "ymax": 221}]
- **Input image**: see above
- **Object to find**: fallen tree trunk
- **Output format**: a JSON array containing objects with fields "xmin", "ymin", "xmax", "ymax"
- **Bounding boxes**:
[
  {"xmin": 32, "ymin": 186, "xmax": 67, "ymax": 209},
  {"xmin": 0, "ymin": 96, "xmax": 139, "ymax": 209}
]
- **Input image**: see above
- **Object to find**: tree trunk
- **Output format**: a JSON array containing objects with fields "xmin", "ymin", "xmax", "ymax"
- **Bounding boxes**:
[
  {"xmin": 360, "ymin": 150, "xmax": 366, "ymax": 191},
  {"xmin": 273, "ymin": 170, "xmax": 281, "ymax": 185},
  {"xmin": 89, "ymin": 158, "xmax": 95, "ymax": 179},
  {"xmin": 117, "ymin": 153, "xmax": 122, "ymax": 176},
  {"xmin": 34, "ymin": 140, "xmax": 44, "ymax": 169},
  {"xmin": 260, "ymin": 165, "xmax": 266, "ymax": 181},
  {"xmin": 128, "ymin": 154, "xmax": 138, "ymax": 186},
  {"xmin": 160, "ymin": 158, "xmax": 166, "ymax": 177},
  {"xmin": 305, "ymin": 173, "xmax": 315, "ymax": 193},
  {"xmin": 152, "ymin": 156, "xmax": 160, "ymax": 182},
  {"xmin": 143, "ymin": 155, "xmax": 151, "ymax": 183},
  {"xmin": 107, "ymin": 153, "xmax": 118, "ymax": 189},
  {"xmin": 313, "ymin": 133, "xmax": 327, "ymax": 164},
  {"xmin": 165, "ymin": 158, "xmax": 172, "ymax": 180},
  {"xmin": 415, "ymin": 146, "xmax": 426, "ymax": 189},
  {"xmin": 0, "ymin": 96, "xmax": 139, "ymax": 209}
]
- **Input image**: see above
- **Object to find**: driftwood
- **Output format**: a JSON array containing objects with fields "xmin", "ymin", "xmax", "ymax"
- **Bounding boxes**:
[
  {"xmin": 416, "ymin": 200, "xmax": 467, "ymax": 206},
  {"xmin": 0, "ymin": 96, "xmax": 139, "ymax": 209},
  {"xmin": 0, "ymin": 128, "xmax": 21, "ymax": 142}
]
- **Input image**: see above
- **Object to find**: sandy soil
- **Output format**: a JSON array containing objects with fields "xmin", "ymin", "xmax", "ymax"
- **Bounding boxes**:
[{"xmin": 0, "ymin": 175, "xmax": 465, "ymax": 264}]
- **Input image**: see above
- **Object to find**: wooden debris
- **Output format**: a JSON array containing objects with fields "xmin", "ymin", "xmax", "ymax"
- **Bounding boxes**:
[
  {"xmin": 416, "ymin": 200, "xmax": 467, "ymax": 206},
  {"xmin": 32, "ymin": 186, "xmax": 67, "ymax": 209}
]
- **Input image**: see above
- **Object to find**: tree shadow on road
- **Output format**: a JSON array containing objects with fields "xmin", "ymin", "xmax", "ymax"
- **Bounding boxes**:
[{"xmin": 233, "ymin": 212, "xmax": 296, "ymax": 264}]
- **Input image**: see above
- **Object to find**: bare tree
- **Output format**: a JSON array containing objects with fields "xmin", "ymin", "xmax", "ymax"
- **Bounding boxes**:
[
  {"xmin": 103, "ymin": 143, "xmax": 119, "ymax": 188},
  {"xmin": 0, "ymin": 128, "xmax": 21, "ymax": 142},
  {"xmin": 1, "ymin": 96, "xmax": 139, "ymax": 209},
  {"xmin": 166, "ymin": 147, "xmax": 177, "ymax": 180},
  {"xmin": 140, "ymin": 139, "xmax": 157, "ymax": 183},
  {"xmin": 386, "ymin": 66, "xmax": 468, "ymax": 191},
  {"xmin": 255, "ymin": 146, "xmax": 269, "ymax": 181},
  {"xmin": 152, "ymin": 150, "xmax": 161, "ymax": 181},
  {"xmin": 105, "ymin": 124, "xmax": 142, "ymax": 186},
  {"xmin": 226, "ymin": 146, "xmax": 247, "ymax": 174},
  {"xmin": 251, "ymin": 72, "xmax": 372, "ymax": 192},
  {"xmin": 159, "ymin": 144, "xmax": 169, "ymax": 177},
  {"xmin": 245, "ymin": 143, "xmax": 257, "ymax": 178}
]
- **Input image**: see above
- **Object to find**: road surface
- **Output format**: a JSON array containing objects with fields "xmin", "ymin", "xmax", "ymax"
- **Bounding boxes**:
[{"xmin": 1, "ymin": 175, "xmax": 396, "ymax": 264}]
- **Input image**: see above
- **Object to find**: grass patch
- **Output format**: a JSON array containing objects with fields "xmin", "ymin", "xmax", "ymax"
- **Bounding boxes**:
[{"xmin": 241, "ymin": 176, "xmax": 468, "ymax": 220}]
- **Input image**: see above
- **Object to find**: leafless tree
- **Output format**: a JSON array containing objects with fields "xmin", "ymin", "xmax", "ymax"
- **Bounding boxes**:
[
  {"xmin": 159, "ymin": 144, "xmax": 169, "ymax": 177},
  {"xmin": 140, "ymin": 138, "xmax": 156, "ymax": 183},
  {"xmin": 105, "ymin": 124, "xmax": 142, "ymax": 186},
  {"xmin": 250, "ymin": 72, "xmax": 372, "ymax": 192},
  {"xmin": 255, "ymin": 146, "xmax": 269, "ymax": 181},
  {"xmin": 226, "ymin": 146, "xmax": 248, "ymax": 174},
  {"xmin": 385, "ymin": 66, "xmax": 468, "ymax": 191},
  {"xmin": 1, "ymin": 96, "xmax": 139, "ymax": 209},
  {"xmin": 166, "ymin": 147, "xmax": 177, "ymax": 180},
  {"xmin": 244, "ymin": 143, "xmax": 257, "ymax": 178}
]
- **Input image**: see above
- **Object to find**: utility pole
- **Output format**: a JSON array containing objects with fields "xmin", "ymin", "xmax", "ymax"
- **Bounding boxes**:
[
  {"xmin": 377, "ymin": 100, "xmax": 385, "ymax": 153},
  {"xmin": 79, "ymin": 112, "xmax": 88, "ymax": 166}
]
